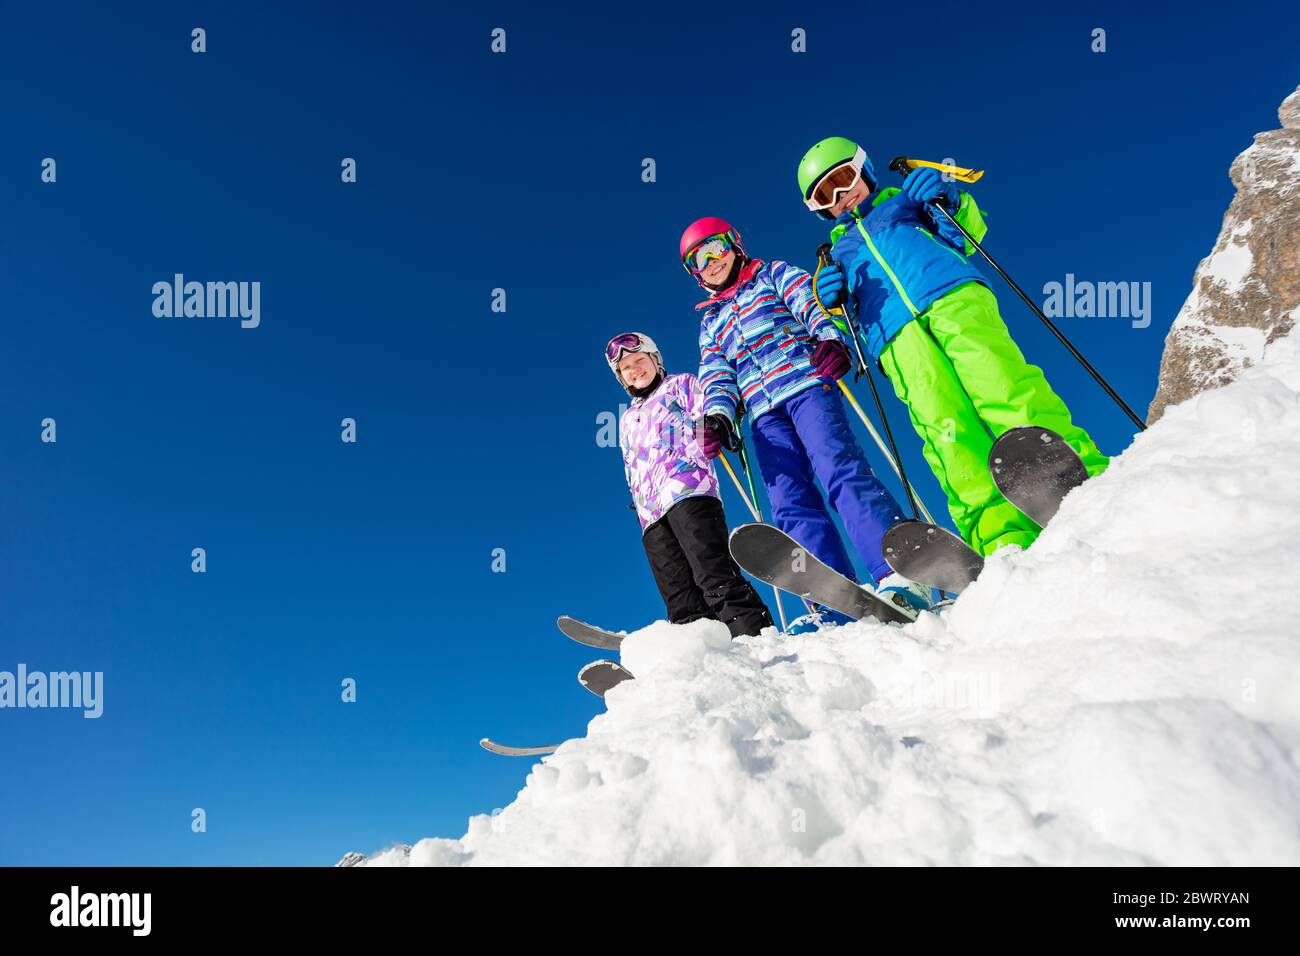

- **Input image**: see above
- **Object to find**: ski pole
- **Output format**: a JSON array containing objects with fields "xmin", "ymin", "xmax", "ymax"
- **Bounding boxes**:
[
  {"xmin": 718, "ymin": 452, "xmax": 761, "ymax": 523},
  {"xmin": 732, "ymin": 423, "xmax": 817, "ymax": 623},
  {"xmin": 888, "ymin": 156, "xmax": 1148, "ymax": 432},
  {"xmin": 717, "ymin": 452, "xmax": 789, "ymax": 632},
  {"xmin": 736, "ymin": 428, "xmax": 817, "ymax": 621},
  {"xmin": 812, "ymin": 246, "xmax": 933, "ymax": 524},
  {"xmin": 847, "ymin": 367, "xmax": 924, "ymax": 522},
  {"xmin": 812, "ymin": 245, "xmax": 873, "ymax": 380},
  {"xmin": 836, "ymin": 379, "xmax": 935, "ymax": 524},
  {"xmin": 734, "ymin": 430, "xmax": 764, "ymax": 520}
]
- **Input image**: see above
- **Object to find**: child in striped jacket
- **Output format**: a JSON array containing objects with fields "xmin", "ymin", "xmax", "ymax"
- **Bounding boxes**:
[{"xmin": 679, "ymin": 217, "xmax": 931, "ymax": 617}]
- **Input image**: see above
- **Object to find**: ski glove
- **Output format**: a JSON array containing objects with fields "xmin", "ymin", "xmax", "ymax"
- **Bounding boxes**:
[
  {"xmin": 901, "ymin": 167, "xmax": 960, "ymax": 209},
  {"xmin": 698, "ymin": 414, "xmax": 739, "ymax": 459},
  {"xmin": 811, "ymin": 340, "xmax": 851, "ymax": 382},
  {"xmin": 812, "ymin": 264, "xmax": 846, "ymax": 310}
]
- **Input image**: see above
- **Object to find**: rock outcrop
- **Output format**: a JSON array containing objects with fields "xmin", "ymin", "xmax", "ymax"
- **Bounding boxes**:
[{"xmin": 1148, "ymin": 85, "xmax": 1300, "ymax": 423}]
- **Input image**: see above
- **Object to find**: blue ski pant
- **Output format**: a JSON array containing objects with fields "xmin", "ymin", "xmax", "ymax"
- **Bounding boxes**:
[{"xmin": 750, "ymin": 383, "xmax": 903, "ymax": 584}]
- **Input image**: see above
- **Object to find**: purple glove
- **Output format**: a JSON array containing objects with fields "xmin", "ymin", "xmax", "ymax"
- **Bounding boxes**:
[
  {"xmin": 811, "ymin": 340, "xmax": 851, "ymax": 381},
  {"xmin": 698, "ymin": 414, "xmax": 736, "ymax": 459}
]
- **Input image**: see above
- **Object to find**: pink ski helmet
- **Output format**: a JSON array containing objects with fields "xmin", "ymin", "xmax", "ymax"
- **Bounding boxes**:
[{"xmin": 679, "ymin": 216, "xmax": 746, "ymax": 286}]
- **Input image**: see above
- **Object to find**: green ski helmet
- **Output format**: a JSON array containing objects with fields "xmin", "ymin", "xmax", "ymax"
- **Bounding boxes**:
[{"xmin": 797, "ymin": 136, "xmax": 876, "ymax": 219}]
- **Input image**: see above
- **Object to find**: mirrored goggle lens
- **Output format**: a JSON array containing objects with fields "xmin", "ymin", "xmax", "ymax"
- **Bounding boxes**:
[
  {"xmin": 687, "ymin": 236, "xmax": 732, "ymax": 272},
  {"xmin": 808, "ymin": 161, "xmax": 862, "ymax": 209},
  {"xmin": 606, "ymin": 333, "xmax": 642, "ymax": 363}
]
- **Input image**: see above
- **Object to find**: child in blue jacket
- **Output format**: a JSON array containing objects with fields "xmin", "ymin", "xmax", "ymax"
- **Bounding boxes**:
[{"xmin": 796, "ymin": 137, "xmax": 1108, "ymax": 554}]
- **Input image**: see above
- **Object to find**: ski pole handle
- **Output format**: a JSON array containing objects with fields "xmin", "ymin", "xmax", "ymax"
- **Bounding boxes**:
[
  {"xmin": 888, "ymin": 155, "xmax": 913, "ymax": 178},
  {"xmin": 890, "ymin": 155, "xmax": 984, "ymax": 183},
  {"xmin": 812, "ymin": 243, "xmax": 872, "ymax": 379},
  {"xmin": 811, "ymin": 243, "xmax": 847, "ymax": 316},
  {"xmin": 888, "ymin": 155, "xmax": 949, "ymax": 209}
]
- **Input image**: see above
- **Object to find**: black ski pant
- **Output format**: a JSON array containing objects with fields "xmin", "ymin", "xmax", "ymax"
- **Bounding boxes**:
[{"xmin": 642, "ymin": 495, "xmax": 773, "ymax": 638}]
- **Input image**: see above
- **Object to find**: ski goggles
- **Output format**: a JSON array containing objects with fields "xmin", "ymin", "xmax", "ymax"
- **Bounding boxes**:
[
  {"xmin": 605, "ymin": 332, "xmax": 648, "ymax": 364},
  {"xmin": 804, "ymin": 146, "xmax": 868, "ymax": 213},
  {"xmin": 681, "ymin": 233, "xmax": 736, "ymax": 274}
]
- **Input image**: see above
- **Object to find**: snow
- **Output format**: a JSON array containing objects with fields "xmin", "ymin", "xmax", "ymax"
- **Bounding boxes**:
[
  {"xmin": 353, "ymin": 329, "xmax": 1300, "ymax": 867},
  {"xmin": 1201, "ymin": 240, "xmax": 1253, "ymax": 293},
  {"xmin": 1207, "ymin": 324, "xmax": 1268, "ymax": 365}
]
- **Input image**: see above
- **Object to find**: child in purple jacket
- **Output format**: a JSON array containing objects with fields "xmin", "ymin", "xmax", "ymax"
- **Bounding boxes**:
[{"xmin": 607, "ymin": 331, "xmax": 773, "ymax": 639}]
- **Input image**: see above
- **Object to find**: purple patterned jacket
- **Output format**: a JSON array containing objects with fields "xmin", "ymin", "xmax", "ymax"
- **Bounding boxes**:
[{"xmin": 620, "ymin": 372, "xmax": 721, "ymax": 532}]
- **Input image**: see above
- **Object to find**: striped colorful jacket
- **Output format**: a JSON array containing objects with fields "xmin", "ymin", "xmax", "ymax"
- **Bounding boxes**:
[{"xmin": 697, "ymin": 259, "xmax": 850, "ymax": 423}]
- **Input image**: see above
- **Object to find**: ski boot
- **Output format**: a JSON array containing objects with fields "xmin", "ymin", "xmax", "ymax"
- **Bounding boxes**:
[
  {"xmin": 785, "ymin": 604, "xmax": 854, "ymax": 634},
  {"xmin": 874, "ymin": 573, "xmax": 933, "ymax": 613}
]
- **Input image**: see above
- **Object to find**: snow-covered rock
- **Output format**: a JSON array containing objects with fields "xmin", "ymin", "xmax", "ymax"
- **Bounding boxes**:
[
  {"xmin": 1148, "ymin": 84, "xmax": 1300, "ymax": 423},
  {"xmin": 346, "ymin": 328, "xmax": 1300, "ymax": 865}
]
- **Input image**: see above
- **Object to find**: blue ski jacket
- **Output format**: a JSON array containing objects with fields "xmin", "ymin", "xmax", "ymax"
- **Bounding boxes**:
[{"xmin": 828, "ymin": 188, "xmax": 991, "ymax": 360}]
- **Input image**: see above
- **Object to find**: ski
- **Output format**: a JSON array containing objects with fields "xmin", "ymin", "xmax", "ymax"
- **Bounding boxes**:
[
  {"xmin": 578, "ymin": 660, "xmax": 634, "ymax": 698},
  {"xmin": 728, "ymin": 523, "xmax": 917, "ymax": 625},
  {"xmin": 882, "ymin": 519, "xmax": 985, "ymax": 595},
  {"xmin": 479, "ymin": 738, "xmax": 561, "ymax": 757},
  {"xmin": 557, "ymin": 615, "xmax": 624, "ymax": 651},
  {"xmin": 989, "ymin": 425, "xmax": 1089, "ymax": 528}
]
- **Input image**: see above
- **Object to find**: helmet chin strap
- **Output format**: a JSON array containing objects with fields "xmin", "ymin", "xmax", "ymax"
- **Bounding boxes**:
[{"xmin": 627, "ymin": 370, "xmax": 664, "ymax": 398}]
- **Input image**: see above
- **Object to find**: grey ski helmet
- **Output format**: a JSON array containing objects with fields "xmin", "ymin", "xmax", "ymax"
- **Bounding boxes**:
[{"xmin": 605, "ymin": 331, "xmax": 664, "ymax": 390}]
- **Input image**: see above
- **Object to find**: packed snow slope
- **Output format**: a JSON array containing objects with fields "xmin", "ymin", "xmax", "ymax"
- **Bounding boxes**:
[{"xmin": 357, "ymin": 331, "xmax": 1300, "ymax": 866}]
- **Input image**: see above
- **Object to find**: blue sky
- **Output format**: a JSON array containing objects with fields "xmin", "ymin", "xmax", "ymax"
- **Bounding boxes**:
[{"xmin": 1, "ymin": 1, "xmax": 1296, "ymax": 865}]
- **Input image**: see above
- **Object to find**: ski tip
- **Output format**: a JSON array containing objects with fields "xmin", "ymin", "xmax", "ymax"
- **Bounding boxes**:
[
  {"xmin": 988, "ymin": 424, "xmax": 1068, "ymax": 460},
  {"xmin": 578, "ymin": 658, "xmax": 623, "ymax": 673},
  {"xmin": 480, "ymin": 738, "xmax": 562, "ymax": 757},
  {"xmin": 728, "ymin": 522, "xmax": 762, "ymax": 541},
  {"xmin": 578, "ymin": 659, "xmax": 634, "ymax": 699}
]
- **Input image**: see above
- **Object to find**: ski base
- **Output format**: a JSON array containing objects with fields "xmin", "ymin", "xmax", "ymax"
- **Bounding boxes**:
[
  {"xmin": 479, "ymin": 738, "xmax": 561, "ymax": 757},
  {"xmin": 882, "ymin": 519, "xmax": 985, "ymax": 595},
  {"xmin": 557, "ymin": 615, "xmax": 624, "ymax": 651},
  {"xmin": 578, "ymin": 660, "xmax": 635, "ymax": 698},
  {"xmin": 989, "ymin": 425, "xmax": 1089, "ymax": 528},
  {"xmin": 728, "ymin": 523, "xmax": 917, "ymax": 625}
]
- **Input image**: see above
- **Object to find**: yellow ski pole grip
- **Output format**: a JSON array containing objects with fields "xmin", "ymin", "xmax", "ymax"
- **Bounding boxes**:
[{"xmin": 890, "ymin": 156, "xmax": 984, "ymax": 183}]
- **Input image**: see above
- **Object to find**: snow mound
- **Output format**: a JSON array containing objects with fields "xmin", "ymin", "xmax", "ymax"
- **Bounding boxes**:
[{"xmin": 357, "ymin": 331, "xmax": 1300, "ymax": 866}]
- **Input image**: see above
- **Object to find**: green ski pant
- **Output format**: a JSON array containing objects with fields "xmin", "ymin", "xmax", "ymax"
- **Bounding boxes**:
[{"xmin": 878, "ymin": 282, "xmax": 1108, "ymax": 555}]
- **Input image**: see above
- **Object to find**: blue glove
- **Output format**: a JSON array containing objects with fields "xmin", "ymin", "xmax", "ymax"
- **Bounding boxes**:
[
  {"xmin": 812, "ymin": 263, "xmax": 846, "ymax": 308},
  {"xmin": 902, "ymin": 167, "xmax": 960, "ymax": 209}
]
